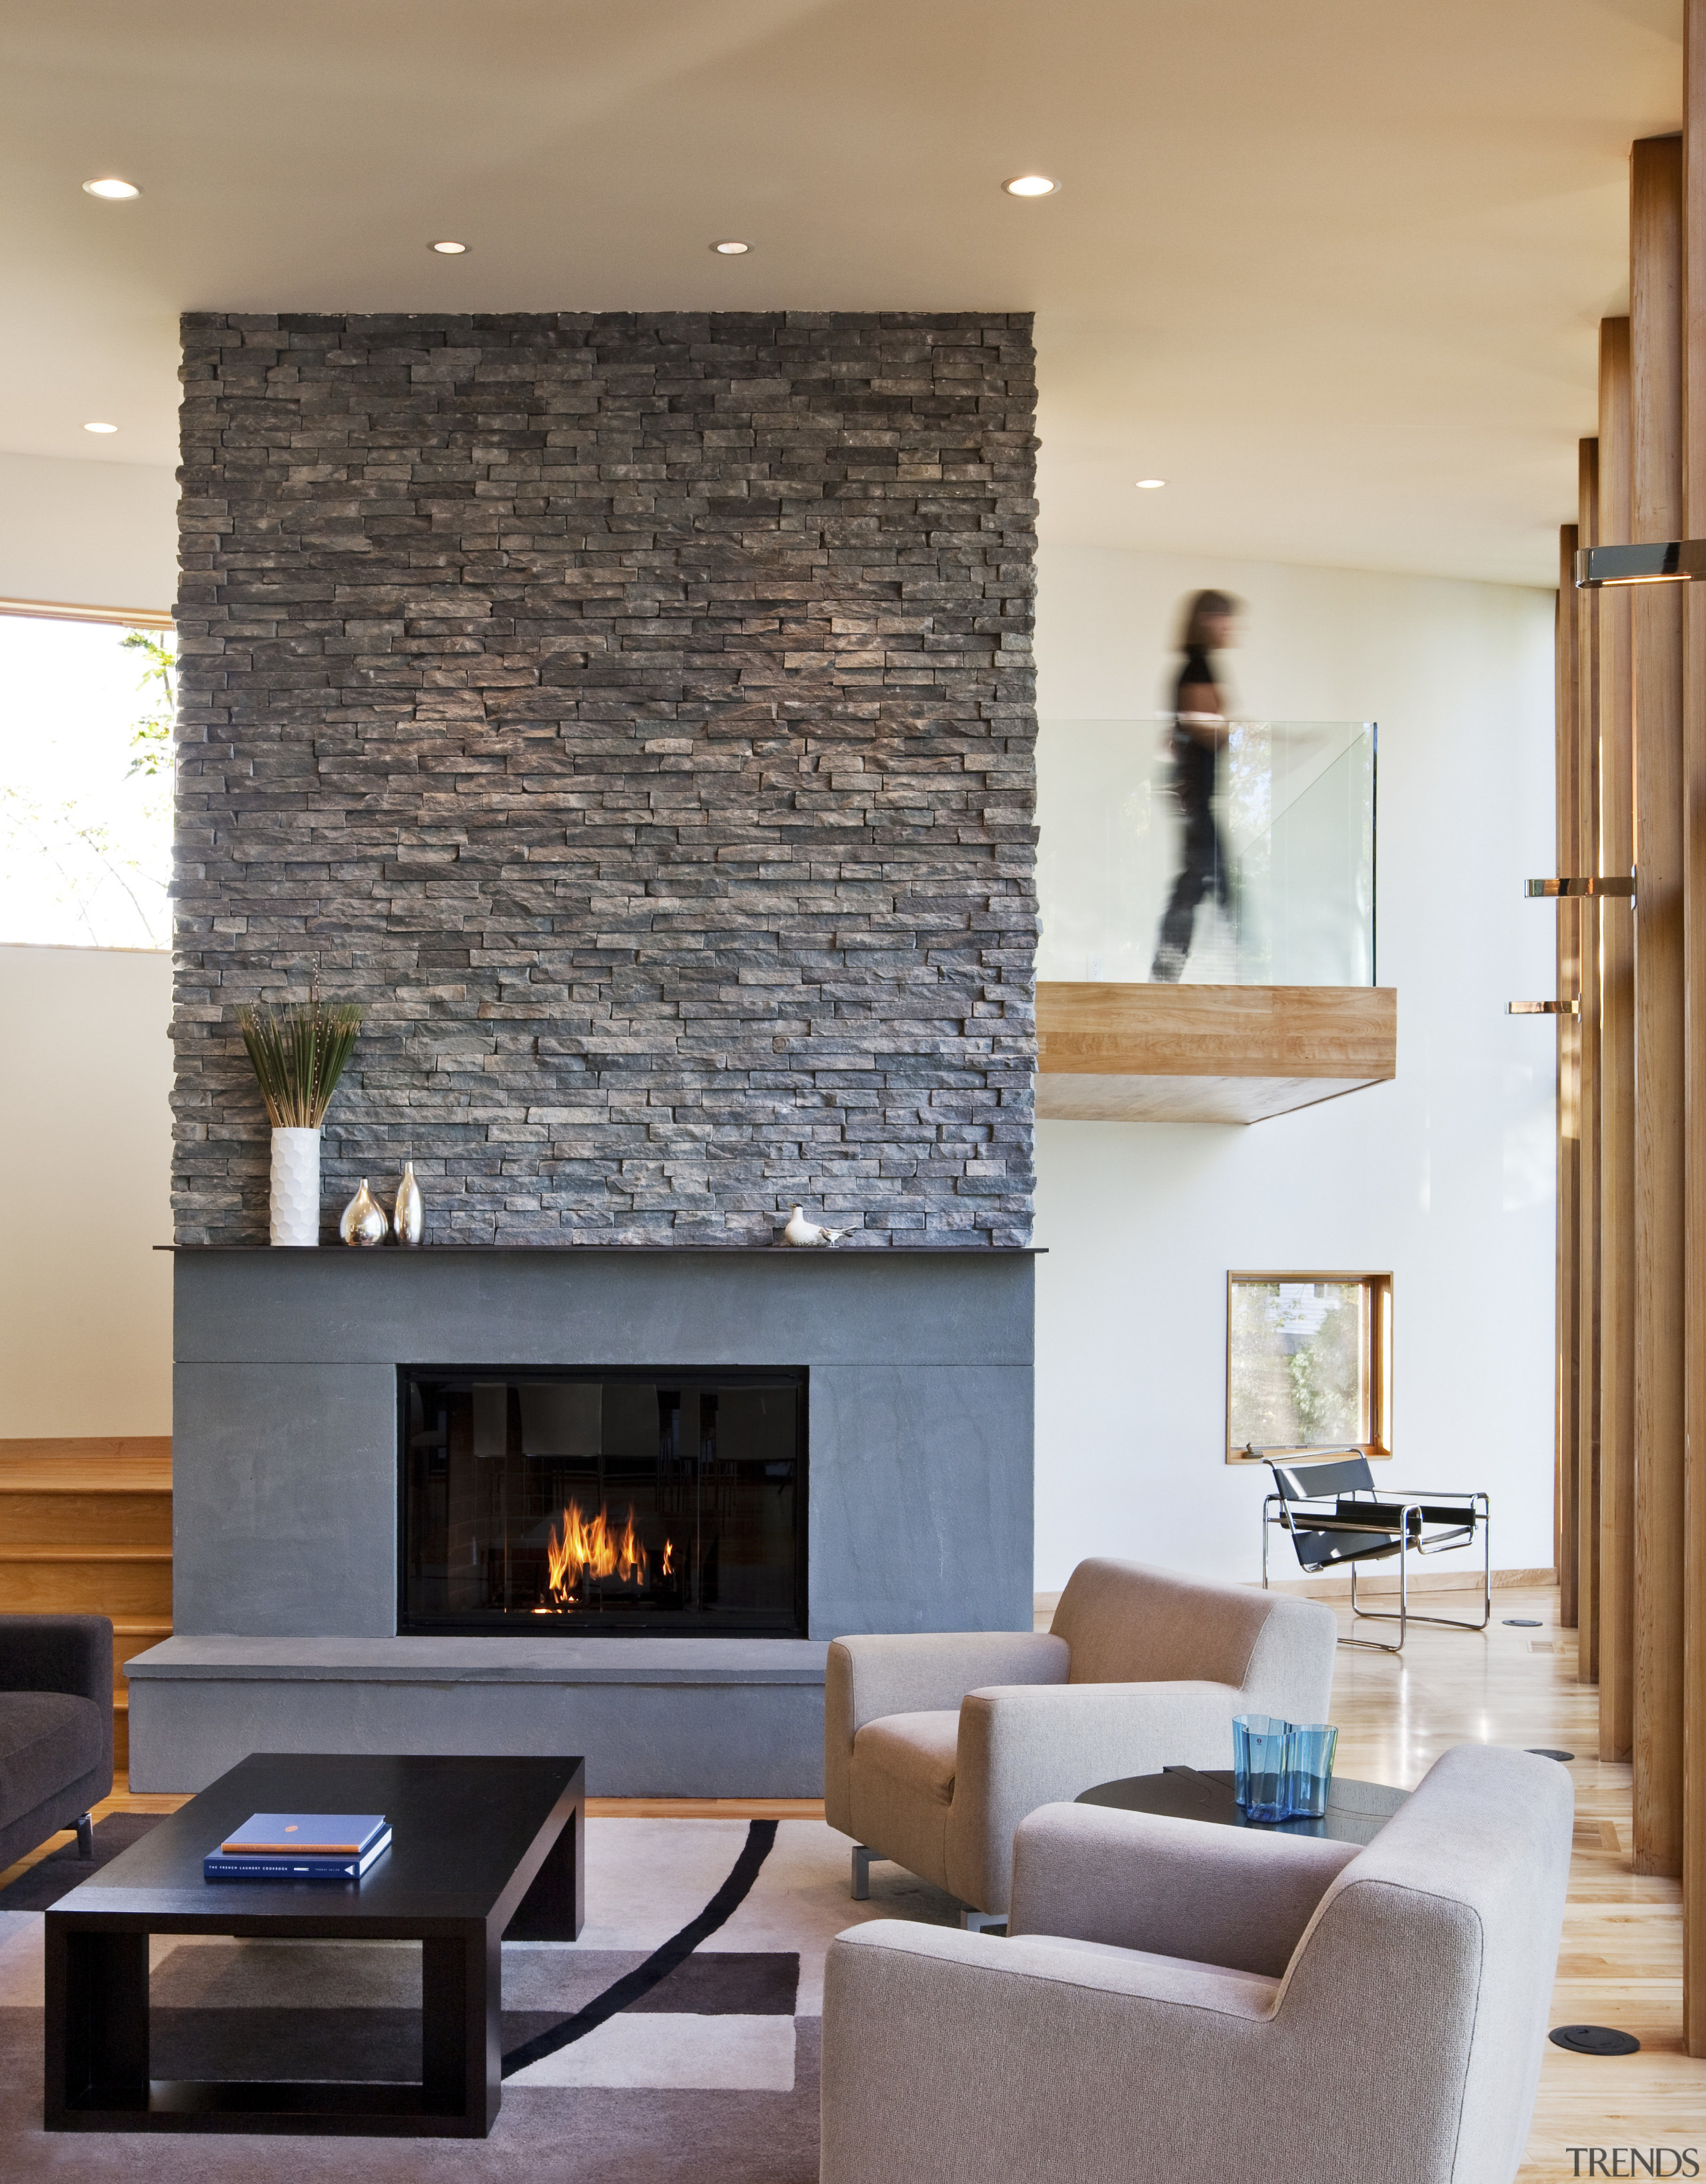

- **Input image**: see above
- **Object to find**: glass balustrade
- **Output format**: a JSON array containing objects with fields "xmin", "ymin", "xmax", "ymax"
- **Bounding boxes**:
[{"xmin": 1036, "ymin": 718, "xmax": 1377, "ymax": 986}]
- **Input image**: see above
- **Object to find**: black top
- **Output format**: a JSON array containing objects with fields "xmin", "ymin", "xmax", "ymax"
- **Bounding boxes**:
[
  {"xmin": 1174, "ymin": 644, "xmax": 1217, "ymax": 718},
  {"xmin": 1170, "ymin": 645, "xmax": 1220, "ymax": 804},
  {"xmin": 49, "ymin": 1752, "xmax": 583, "ymax": 1928}
]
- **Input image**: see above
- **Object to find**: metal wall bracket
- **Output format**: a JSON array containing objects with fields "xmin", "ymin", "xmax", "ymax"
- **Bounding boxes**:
[
  {"xmin": 1575, "ymin": 539, "xmax": 1706, "ymax": 587},
  {"xmin": 1525, "ymin": 876, "xmax": 1635, "ymax": 898}
]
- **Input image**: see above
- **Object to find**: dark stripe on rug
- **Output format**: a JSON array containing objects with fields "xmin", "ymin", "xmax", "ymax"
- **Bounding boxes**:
[{"xmin": 500, "ymin": 1817, "xmax": 779, "ymax": 2077}]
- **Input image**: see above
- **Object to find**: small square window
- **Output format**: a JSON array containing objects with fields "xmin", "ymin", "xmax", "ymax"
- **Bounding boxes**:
[{"xmin": 1225, "ymin": 1271, "xmax": 1392, "ymax": 1465}]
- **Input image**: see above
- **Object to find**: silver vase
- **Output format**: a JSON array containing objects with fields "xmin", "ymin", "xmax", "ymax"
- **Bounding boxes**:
[
  {"xmin": 339, "ymin": 1178, "xmax": 388, "ymax": 1247},
  {"xmin": 393, "ymin": 1161, "xmax": 423, "ymax": 1246}
]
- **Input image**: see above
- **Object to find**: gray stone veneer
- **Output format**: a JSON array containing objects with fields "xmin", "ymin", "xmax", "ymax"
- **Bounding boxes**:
[{"xmin": 173, "ymin": 311, "xmax": 1038, "ymax": 1246}]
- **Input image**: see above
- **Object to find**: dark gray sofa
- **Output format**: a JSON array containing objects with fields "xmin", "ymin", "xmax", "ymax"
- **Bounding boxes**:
[{"xmin": 0, "ymin": 1615, "xmax": 113, "ymax": 1871}]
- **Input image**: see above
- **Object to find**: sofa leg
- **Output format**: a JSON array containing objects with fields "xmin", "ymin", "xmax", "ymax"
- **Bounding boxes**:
[
  {"xmin": 851, "ymin": 1845, "xmax": 877, "ymax": 1900},
  {"xmin": 75, "ymin": 1812, "xmax": 95, "ymax": 1860},
  {"xmin": 958, "ymin": 1907, "xmax": 1006, "ymax": 1935}
]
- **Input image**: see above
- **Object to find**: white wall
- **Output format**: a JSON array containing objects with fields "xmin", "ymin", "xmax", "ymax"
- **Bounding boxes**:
[
  {"xmin": 1033, "ymin": 543, "xmax": 1559, "ymax": 1589},
  {"xmin": 0, "ymin": 452, "xmax": 177, "ymax": 613},
  {"xmin": 0, "ymin": 946, "xmax": 173, "ymax": 1436}
]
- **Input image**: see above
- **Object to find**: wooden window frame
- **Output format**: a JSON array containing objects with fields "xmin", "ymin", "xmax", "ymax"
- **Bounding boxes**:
[
  {"xmin": 0, "ymin": 596, "xmax": 172, "ymax": 629},
  {"xmin": 1224, "ymin": 1269, "xmax": 1393, "ymax": 1466}
]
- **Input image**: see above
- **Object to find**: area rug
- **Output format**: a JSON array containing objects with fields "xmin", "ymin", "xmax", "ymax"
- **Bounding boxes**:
[
  {"xmin": 0, "ymin": 1817, "xmax": 961, "ymax": 2181},
  {"xmin": 0, "ymin": 1813, "xmax": 162, "ymax": 1910}
]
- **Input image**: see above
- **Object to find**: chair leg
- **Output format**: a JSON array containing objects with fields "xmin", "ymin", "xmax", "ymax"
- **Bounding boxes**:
[
  {"xmin": 75, "ymin": 1812, "xmax": 95, "ymax": 1860},
  {"xmin": 1350, "ymin": 1510, "xmax": 1492, "ymax": 1639},
  {"xmin": 1341, "ymin": 1554, "xmax": 1407, "ymax": 1653},
  {"xmin": 958, "ymin": 1907, "xmax": 1006, "ymax": 1935},
  {"xmin": 851, "ymin": 1844, "xmax": 876, "ymax": 1901}
]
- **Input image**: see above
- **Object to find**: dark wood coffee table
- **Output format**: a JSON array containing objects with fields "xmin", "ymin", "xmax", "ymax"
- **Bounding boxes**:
[
  {"xmin": 45, "ymin": 1751, "xmax": 584, "ymax": 2138},
  {"xmin": 1077, "ymin": 1765, "xmax": 1406, "ymax": 1845}
]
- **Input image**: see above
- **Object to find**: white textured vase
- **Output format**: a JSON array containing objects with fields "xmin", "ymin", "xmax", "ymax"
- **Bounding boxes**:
[{"xmin": 269, "ymin": 1126, "xmax": 322, "ymax": 1246}]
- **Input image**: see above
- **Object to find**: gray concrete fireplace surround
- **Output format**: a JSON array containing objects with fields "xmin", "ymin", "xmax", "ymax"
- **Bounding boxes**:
[
  {"xmin": 129, "ymin": 1246, "xmax": 1036, "ymax": 1794},
  {"xmin": 140, "ymin": 309, "xmax": 1040, "ymax": 1797}
]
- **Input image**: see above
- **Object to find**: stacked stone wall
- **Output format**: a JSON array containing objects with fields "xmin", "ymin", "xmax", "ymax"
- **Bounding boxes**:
[{"xmin": 173, "ymin": 311, "xmax": 1037, "ymax": 1244}]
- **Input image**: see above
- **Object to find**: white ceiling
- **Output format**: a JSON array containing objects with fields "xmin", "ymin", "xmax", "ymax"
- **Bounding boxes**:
[{"xmin": 0, "ymin": 0, "xmax": 1682, "ymax": 584}]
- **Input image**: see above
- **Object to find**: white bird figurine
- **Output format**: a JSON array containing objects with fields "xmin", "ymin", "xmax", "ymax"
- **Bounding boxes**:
[{"xmin": 783, "ymin": 1205, "xmax": 843, "ymax": 1247}]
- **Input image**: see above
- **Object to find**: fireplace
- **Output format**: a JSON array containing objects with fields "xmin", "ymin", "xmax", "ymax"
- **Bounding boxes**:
[{"xmin": 399, "ymin": 1365, "xmax": 808, "ymax": 1639}]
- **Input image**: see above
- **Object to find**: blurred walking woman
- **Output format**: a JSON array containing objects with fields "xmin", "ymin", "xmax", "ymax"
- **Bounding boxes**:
[{"xmin": 1150, "ymin": 589, "xmax": 1240, "ymax": 982}]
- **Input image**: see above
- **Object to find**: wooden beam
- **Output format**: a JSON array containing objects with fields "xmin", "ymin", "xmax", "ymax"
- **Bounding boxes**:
[
  {"xmin": 1579, "ymin": 437, "xmax": 1604, "ymax": 1673},
  {"xmin": 1035, "ymin": 985, "xmax": 1396, "ymax": 1123},
  {"xmin": 1036, "ymin": 983, "xmax": 1395, "ymax": 1080},
  {"xmin": 1681, "ymin": 0, "xmax": 1706, "ymax": 2049},
  {"xmin": 1558, "ymin": 521, "xmax": 1583, "ymax": 1631},
  {"xmin": 1600, "ymin": 313, "xmax": 1638, "ymax": 1767},
  {"xmin": 1632, "ymin": 132, "xmax": 1687, "ymax": 1880}
]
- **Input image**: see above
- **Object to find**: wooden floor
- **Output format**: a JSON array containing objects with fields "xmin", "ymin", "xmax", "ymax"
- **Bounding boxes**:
[
  {"xmin": 1323, "ymin": 1582, "xmax": 1704, "ymax": 2178},
  {"xmin": 5, "ymin": 1583, "xmax": 1699, "ymax": 2166}
]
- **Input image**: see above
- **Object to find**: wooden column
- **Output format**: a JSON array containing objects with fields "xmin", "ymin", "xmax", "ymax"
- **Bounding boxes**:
[
  {"xmin": 1599, "ymin": 314, "xmax": 1637, "ymax": 1766},
  {"xmin": 1681, "ymin": 0, "xmax": 1706, "ymax": 2047},
  {"xmin": 1632, "ymin": 132, "xmax": 1687, "ymax": 1879},
  {"xmin": 1557, "ymin": 521, "xmax": 1583, "ymax": 1628},
  {"xmin": 1578, "ymin": 438, "xmax": 1603, "ymax": 1675}
]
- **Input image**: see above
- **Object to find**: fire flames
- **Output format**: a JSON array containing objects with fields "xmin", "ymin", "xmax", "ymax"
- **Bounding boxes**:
[{"xmin": 536, "ymin": 1500, "xmax": 668, "ymax": 1610}]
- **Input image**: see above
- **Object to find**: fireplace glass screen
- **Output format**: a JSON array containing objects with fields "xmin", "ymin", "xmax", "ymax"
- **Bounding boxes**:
[{"xmin": 399, "ymin": 1367, "xmax": 806, "ymax": 1638}]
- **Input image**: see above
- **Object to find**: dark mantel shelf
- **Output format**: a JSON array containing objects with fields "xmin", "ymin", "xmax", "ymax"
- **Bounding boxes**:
[{"xmin": 158, "ymin": 1244, "xmax": 1046, "ymax": 1256}]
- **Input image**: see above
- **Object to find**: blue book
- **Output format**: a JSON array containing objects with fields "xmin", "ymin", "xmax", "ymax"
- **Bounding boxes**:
[
  {"xmin": 204, "ymin": 1829, "xmax": 391, "ymax": 1883},
  {"xmin": 220, "ymin": 1813, "xmax": 389, "ymax": 1857}
]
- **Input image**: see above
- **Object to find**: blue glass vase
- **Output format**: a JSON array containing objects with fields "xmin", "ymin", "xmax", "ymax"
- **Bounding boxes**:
[
  {"xmin": 1232, "ymin": 1713, "xmax": 1291, "ymax": 1823},
  {"xmin": 1284, "ymin": 1723, "xmax": 1339, "ymax": 1819}
]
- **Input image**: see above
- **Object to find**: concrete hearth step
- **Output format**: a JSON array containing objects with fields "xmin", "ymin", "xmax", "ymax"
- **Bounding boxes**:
[{"xmin": 126, "ymin": 1636, "xmax": 832, "ymax": 1801}]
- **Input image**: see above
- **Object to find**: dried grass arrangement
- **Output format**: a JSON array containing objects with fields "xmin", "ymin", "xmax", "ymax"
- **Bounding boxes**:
[{"xmin": 238, "ymin": 998, "xmax": 363, "ymax": 1128}]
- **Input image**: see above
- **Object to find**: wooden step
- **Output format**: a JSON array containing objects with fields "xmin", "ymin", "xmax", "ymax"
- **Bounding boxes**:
[
  {"xmin": 113, "ymin": 1620, "xmax": 171, "ymax": 1696},
  {"xmin": 0, "ymin": 1440, "xmax": 173, "ymax": 1791},
  {"xmin": 0, "ymin": 1436, "xmax": 172, "ymax": 1458},
  {"xmin": 0, "ymin": 1440, "xmax": 172, "ymax": 1486},
  {"xmin": 0, "ymin": 1547, "xmax": 172, "ymax": 1620},
  {"xmin": 0, "ymin": 1491, "xmax": 171, "ymax": 1548}
]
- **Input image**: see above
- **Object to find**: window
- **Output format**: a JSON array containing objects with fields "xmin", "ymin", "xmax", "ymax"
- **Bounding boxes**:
[
  {"xmin": 1225, "ymin": 1271, "xmax": 1391, "ymax": 1464},
  {"xmin": 0, "ymin": 608, "xmax": 175, "ymax": 948}
]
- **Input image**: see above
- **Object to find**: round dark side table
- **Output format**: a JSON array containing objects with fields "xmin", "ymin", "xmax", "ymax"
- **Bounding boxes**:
[{"xmin": 1076, "ymin": 1765, "xmax": 1408, "ymax": 1847}]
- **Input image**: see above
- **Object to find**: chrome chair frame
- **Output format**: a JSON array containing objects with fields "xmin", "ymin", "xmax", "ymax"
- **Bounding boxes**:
[{"xmin": 1256, "ymin": 1449, "xmax": 1491, "ymax": 1655}]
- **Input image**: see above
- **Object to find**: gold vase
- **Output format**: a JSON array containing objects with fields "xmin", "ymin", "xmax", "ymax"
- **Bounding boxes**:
[
  {"xmin": 394, "ymin": 1161, "xmax": 423, "ymax": 1246},
  {"xmin": 339, "ymin": 1178, "xmax": 388, "ymax": 1247}
]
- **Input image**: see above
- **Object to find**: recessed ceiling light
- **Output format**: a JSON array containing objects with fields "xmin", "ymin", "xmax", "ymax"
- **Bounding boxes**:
[
  {"xmin": 1004, "ymin": 175, "xmax": 1060, "ymax": 197},
  {"xmin": 430, "ymin": 239, "xmax": 468, "ymax": 255},
  {"xmin": 82, "ymin": 177, "xmax": 139, "ymax": 200},
  {"xmin": 712, "ymin": 239, "xmax": 750, "ymax": 255},
  {"xmin": 1136, "ymin": 478, "xmax": 1166, "ymax": 489},
  {"xmin": 83, "ymin": 421, "xmax": 119, "ymax": 435}
]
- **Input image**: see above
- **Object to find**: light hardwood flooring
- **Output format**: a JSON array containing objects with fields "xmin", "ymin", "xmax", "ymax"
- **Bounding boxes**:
[
  {"xmin": 1325, "ymin": 1582, "xmax": 1703, "ymax": 2178},
  {"xmin": 3, "ymin": 1583, "xmax": 1700, "ymax": 2169}
]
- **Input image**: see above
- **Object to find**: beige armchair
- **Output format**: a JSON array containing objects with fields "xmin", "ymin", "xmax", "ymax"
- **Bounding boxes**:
[
  {"xmin": 824, "ymin": 1558, "xmax": 1337, "ymax": 1919},
  {"xmin": 822, "ymin": 1743, "xmax": 1573, "ymax": 2184}
]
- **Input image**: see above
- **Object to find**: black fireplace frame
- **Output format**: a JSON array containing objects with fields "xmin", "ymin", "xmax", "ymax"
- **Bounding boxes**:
[{"xmin": 395, "ymin": 1362, "xmax": 809, "ymax": 1640}]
